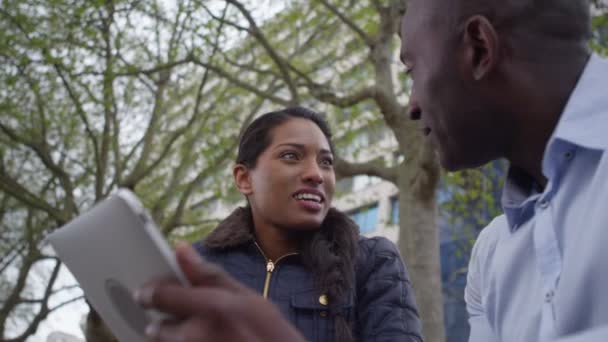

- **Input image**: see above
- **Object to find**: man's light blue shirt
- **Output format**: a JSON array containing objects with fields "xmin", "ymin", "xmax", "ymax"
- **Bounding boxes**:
[{"xmin": 465, "ymin": 54, "xmax": 608, "ymax": 342}]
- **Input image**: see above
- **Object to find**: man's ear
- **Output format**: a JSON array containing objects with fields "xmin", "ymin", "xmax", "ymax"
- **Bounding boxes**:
[
  {"xmin": 233, "ymin": 164, "xmax": 253, "ymax": 195},
  {"xmin": 462, "ymin": 15, "xmax": 499, "ymax": 80}
]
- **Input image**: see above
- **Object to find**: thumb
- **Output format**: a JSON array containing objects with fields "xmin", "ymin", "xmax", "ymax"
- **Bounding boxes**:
[{"xmin": 174, "ymin": 241, "xmax": 241, "ymax": 291}]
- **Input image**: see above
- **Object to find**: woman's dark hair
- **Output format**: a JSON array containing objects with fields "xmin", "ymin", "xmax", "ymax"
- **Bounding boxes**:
[
  {"xmin": 236, "ymin": 106, "xmax": 358, "ymax": 342},
  {"xmin": 236, "ymin": 106, "xmax": 335, "ymax": 167}
]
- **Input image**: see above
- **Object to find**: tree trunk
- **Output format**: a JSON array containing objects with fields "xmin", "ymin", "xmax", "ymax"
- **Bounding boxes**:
[
  {"xmin": 397, "ymin": 160, "xmax": 445, "ymax": 342},
  {"xmin": 84, "ymin": 307, "xmax": 118, "ymax": 342}
]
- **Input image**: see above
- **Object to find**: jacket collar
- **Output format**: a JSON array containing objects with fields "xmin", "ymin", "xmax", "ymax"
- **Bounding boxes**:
[{"xmin": 204, "ymin": 206, "xmax": 358, "ymax": 250}]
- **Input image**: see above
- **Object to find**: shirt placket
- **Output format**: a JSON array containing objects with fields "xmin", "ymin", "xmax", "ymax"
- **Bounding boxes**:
[
  {"xmin": 533, "ymin": 198, "xmax": 561, "ymax": 340},
  {"xmin": 533, "ymin": 147, "xmax": 575, "ymax": 340}
]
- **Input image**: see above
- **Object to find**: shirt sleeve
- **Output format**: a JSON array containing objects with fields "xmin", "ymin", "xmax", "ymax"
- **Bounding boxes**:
[
  {"xmin": 356, "ymin": 237, "xmax": 423, "ymax": 342},
  {"xmin": 551, "ymin": 326, "xmax": 608, "ymax": 342},
  {"xmin": 465, "ymin": 221, "xmax": 501, "ymax": 342}
]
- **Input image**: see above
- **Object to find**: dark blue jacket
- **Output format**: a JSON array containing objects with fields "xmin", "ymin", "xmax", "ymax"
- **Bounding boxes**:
[{"xmin": 195, "ymin": 207, "xmax": 423, "ymax": 342}]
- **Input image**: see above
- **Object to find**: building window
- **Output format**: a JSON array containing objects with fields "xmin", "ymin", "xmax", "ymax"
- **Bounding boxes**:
[
  {"xmin": 349, "ymin": 202, "xmax": 379, "ymax": 234},
  {"xmin": 390, "ymin": 196, "xmax": 399, "ymax": 225},
  {"xmin": 352, "ymin": 175, "xmax": 381, "ymax": 192},
  {"xmin": 335, "ymin": 177, "xmax": 354, "ymax": 195}
]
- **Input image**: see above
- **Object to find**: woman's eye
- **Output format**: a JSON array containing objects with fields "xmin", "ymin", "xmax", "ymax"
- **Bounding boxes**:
[
  {"xmin": 281, "ymin": 152, "xmax": 299, "ymax": 160},
  {"xmin": 321, "ymin": 157, "xmax": 334, "ymax": 166}
]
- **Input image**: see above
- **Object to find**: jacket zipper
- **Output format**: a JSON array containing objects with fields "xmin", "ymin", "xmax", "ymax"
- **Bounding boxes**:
[{"xmin": 254, "ymin": 242, "xmax": 297, "ymax": 299}]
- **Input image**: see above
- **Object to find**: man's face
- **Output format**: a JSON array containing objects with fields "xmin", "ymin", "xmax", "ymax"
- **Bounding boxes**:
[{"xmin": 400, "ymin": 1, "xmax": 505, "ymax": 170}]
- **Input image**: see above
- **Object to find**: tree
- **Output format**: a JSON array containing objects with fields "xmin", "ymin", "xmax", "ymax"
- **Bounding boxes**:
[
  {"xmin": 2, "ymin": 1, "xmax": 605, "ymax": 341},
  {"xmin": 0, "ymin": 0, "xmax": 269, "ymax": 340},
  {"xmin": 194, "ymin": 1, "xmax": 445, "ymax": 340}
]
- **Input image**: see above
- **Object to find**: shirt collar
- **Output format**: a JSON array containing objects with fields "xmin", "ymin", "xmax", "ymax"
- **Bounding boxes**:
[
  {"xmin": 548, "ymin": 54, "xmax": 608, "ymax": 152},
  {"xmin": 501, "ymin": 54, "xmax": 608, "ymax": 230},
  {"xmin": 502, "ymin": 167, "xmax": 541, "ymax": 231}
]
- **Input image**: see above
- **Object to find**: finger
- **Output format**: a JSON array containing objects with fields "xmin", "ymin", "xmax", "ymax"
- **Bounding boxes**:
[
  {"xmin": 143, "ymin": 317, "xmax": 181, "ymax": 342},
  {"xmin": 174, "ymin": 241, "xmax": 243, "ymax": 291},
  {"xmin": 145, "ymin": 317, "xmax": 212, "ymax": 342},
  {"xmin": 134, "ymin": 277, "xmax": 181, "ymax": 309},
  {"xmin": 137, "ymin": 282, "xmax": 240, "ymax": 318}
]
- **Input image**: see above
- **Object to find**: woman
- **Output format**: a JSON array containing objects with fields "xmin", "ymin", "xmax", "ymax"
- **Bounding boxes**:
[{"xmin": 192, "ymin": 106, "xmax": 423, "ymax": 342}]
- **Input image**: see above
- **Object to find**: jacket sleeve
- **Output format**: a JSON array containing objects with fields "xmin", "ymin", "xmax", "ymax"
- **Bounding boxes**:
[{"xmin": 356, "ymin": 237, "xmax": 423, "ymax": 342}]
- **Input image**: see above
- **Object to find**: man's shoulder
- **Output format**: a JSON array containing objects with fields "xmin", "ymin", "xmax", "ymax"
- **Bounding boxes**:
[
  {"xmin": 467, "ymin": 215, "xmax": 508, "ymax": 282},
  {"xmin": 465, "ymin": 215, "xmax": 508, "ymax": 314},
  {"xmin": 474, "ymin": 215, "xmax": 507, "ymax": 253}
]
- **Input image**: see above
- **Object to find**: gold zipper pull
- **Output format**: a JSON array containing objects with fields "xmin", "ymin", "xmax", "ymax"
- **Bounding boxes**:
[{"xmin": 263, "ymin": 260, "xmax": 274, "ymax": 299}]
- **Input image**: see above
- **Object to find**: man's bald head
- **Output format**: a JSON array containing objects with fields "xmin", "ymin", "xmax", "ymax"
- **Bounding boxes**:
[
  {"xmin": 440, "ymin": 0, "xmax": 592, "ymax": 45},
  {"xmin": 400, "ymin": 0, "xmax": 593, "ymax": 171}
]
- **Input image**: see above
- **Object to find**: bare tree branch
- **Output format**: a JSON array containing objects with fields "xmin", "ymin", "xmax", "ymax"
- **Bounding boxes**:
[
  {"xmin": 313, "ymin": 86, "xmax": 378, "ymax": 107},
  {"xmin": 335, "ymin": 156, "xmax": 398, "ymax": 183},
  {"xmin": 111, "ymin": 57, "xmax": 193, "ymax": 77},
  {"xmin": 198, "ymin": 1, "xmax": 252, "ymax": 33},
  {"xmin": 225, "ymin": 0, "xmax": 300, "ymax": 103},
  {"xmin": 48, "ymin": 295, "xmax": 85, "ymax": 313},
  {"xmin": 119, "ymin": 3, "xmax": 230, "ymax": 191},
  {"xmin": 0, "ymin": 245, "xmax": 40, "ymax": 334},
  {"xmin": 3, "ymin": 260, "xmax": 62, "ymax": 342},
  {"xmin": 160, "ymin": 98, "xmax": 262, "ymax": 234},
  {"xmin": 370, "ymin": 0, "xmax": 386, "ymax": 12},
  {"xmin": 0, "ymin": 243, "xmax": 26, "ymax": 275},
  {"xmin": 95, "ymin": 0, "xmax": 118, "ymax": 201},
  {"xmin": 191, "ymin": 58, "xmax": 290, "ymax": 105},
  {"xmin": 317, "ymin": 0, "xmax": 373, "ymax": 45},
  {"xmin": 0, "ymin": 123, "xmax": 78, "ymax": 217},
  {"xmin": 0, "ymin": 169, "xmax": 65, "ymax": 223}
]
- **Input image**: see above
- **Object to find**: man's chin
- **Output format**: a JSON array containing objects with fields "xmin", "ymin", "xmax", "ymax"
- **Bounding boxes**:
[
  {"xmin": 438, "ymin": 149, "xmax": 469, "ymax": 172},
  {"xmin": 439, "ymin": 151, "xmax": 492, "ymax": 171}
]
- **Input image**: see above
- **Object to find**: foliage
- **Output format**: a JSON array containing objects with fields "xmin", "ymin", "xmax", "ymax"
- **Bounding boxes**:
[{"xmin": 0, "ymin": 0, "xmax": 260, "ymax": 340}]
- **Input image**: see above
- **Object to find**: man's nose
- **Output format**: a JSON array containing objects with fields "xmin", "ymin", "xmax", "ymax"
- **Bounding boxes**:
[{"xmin": 407, "ymin": 89, "xmax": 422, "ymax": 120}]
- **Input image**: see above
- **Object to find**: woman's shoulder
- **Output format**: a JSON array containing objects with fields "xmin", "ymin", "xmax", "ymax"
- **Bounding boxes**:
[
  {"xmin": 355, "ymin": 235, "xmax": 406, "ymax": 282},
  {"xmin": 357, "ymin": 235, "xmax": 400, "ymax": 261}
]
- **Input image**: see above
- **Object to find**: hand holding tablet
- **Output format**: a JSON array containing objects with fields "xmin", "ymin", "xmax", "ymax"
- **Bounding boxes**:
[{"xmin": 48, "ymin": 189, "xmax": 304, "ymax": 342}]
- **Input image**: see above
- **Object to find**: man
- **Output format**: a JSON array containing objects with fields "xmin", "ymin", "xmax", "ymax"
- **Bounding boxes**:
[
  {"xmin": 400, "ymin": 0, "xmax": 608, "ymax": 341},
  {"xmin": 137, "ymin": 0, "xmax": 608, "ymax": 341}
]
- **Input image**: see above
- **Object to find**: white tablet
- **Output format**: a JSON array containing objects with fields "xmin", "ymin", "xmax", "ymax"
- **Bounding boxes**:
[{"xmin": 48, "ymin": 189, "xmax": 189, "ymax": 342}]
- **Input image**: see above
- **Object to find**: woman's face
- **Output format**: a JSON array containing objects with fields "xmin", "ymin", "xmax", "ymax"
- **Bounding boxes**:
[{"xmin": 237, "ymin": 118, "xmax": 336, "ymax": 231}]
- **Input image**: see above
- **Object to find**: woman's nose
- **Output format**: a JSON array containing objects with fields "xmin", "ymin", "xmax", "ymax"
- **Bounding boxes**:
[{"xmin": 302, "ymin": 160, "xmax": 324, "ymax": 185}]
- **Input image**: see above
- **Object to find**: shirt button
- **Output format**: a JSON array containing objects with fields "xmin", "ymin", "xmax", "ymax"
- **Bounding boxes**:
[
  {"xmin": 545, "ymin": 290, "xmax": 555, "ymax": 303},
  {"xmin": 565, "ymin": 151, "xmax": 575, "ymax": 160}
]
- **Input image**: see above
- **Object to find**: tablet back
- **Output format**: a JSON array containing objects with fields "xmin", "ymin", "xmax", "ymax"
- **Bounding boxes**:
[{"xmin": 48, "ymin": 189, "xmax": 187, "ymax": 342}]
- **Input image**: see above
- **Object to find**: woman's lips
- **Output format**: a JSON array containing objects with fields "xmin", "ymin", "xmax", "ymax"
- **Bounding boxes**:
[{"xmin": 293, "ymin": 197, "xmax": 323, "ymax": 212}]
